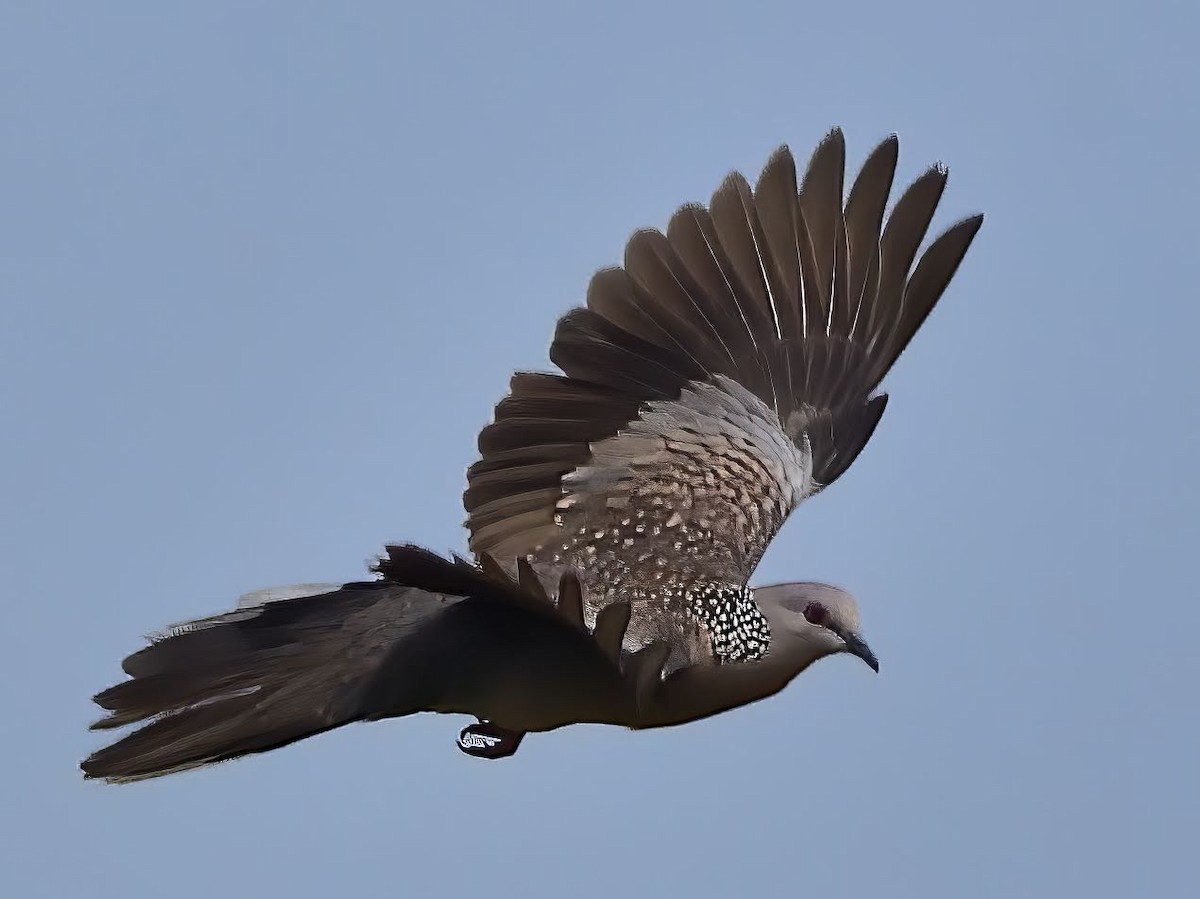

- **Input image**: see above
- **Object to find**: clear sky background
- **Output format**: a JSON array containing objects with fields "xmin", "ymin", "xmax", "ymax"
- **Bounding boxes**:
[{"xmin": 3, "ymin": 3, "xmax": 1197, "ymax": 897}]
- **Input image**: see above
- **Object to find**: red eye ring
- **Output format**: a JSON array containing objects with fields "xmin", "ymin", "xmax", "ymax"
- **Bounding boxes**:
[{"xmin": 803, "ymin": 601, "xmax": 828, "ymax": 626}]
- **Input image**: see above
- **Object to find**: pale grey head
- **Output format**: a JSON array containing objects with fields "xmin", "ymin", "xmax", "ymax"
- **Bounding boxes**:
[{"xmin": 754, "ymin": 582, "xmax": 879, "ymax": 673}]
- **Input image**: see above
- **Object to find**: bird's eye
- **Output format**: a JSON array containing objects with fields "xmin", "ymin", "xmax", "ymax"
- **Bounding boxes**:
[{"xmin": 803, "ymin": 602, "xmax": 828, "ymax": 626}]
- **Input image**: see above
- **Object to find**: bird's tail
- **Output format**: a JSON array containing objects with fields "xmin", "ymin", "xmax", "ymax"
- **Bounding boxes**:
[{"xmin": 82, "ymin": 581, "xmax": 396, "ymax": 783}]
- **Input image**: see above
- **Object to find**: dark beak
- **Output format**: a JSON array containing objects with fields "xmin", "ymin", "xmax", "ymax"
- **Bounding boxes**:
[{"xmin": 840, "ymin": 631, "xmax": 880, "ymax": 673}]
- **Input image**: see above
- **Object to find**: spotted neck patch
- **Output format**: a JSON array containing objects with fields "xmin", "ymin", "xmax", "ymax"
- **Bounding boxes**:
[{"xmin": 686, "ymin": 582, "xmax": 771, "ymax": 663}]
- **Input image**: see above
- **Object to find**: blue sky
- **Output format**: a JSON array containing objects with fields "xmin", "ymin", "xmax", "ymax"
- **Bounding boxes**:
[{"xmin": 3, "ymin": 3, "xmax": 1197, "ymax": 897}]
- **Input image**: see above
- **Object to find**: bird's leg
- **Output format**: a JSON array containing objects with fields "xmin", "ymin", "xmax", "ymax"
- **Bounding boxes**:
[
  {"xmin": 453, "ymin": 561, "xmax": 557, "ymax": 760},
  {"xmin": 456, "ymin": 720, "xmax": 525, "ymax": 759},
  {"xmin": 453, "ymin": 568, "xmax": 640, "ymax": 758}
]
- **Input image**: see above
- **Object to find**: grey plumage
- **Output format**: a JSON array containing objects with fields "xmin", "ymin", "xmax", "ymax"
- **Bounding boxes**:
[{"xmin": 83, "ymin": 128, "xmax": 982, "ymax": 782}]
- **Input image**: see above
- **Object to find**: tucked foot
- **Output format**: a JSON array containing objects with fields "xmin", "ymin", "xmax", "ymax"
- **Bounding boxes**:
[{"xmin": 456, "ymin": 721, "xmax": 526, "ymax": 759}]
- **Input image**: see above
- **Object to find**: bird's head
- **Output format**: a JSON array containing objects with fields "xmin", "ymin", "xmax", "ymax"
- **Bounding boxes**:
[{"xmin": 753, "ymin": 582, "xmax": 879, "ymax": 673}]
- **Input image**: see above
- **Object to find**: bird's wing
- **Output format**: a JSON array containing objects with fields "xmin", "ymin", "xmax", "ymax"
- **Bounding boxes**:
[
  {"xmin": 465, "ymin": 130, "xmax": 982, "ymax": 667},
  {"xmin": 82, "ymin": 548, "xmax": 638, "ymax": 783}
]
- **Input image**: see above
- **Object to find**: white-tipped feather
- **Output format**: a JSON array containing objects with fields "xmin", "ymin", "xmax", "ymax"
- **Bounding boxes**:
[{"xmin": 237, "ymin": 584, "xmax": 343, "ymax": 608}]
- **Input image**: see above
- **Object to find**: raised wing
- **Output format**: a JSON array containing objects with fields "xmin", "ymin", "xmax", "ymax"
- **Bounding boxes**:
[{"xmin": 465, "ymin": 129, "xmax": 982, "ymax": 669}]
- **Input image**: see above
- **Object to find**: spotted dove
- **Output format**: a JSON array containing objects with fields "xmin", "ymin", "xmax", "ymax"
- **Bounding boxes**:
[{"xmin": 82, "ymin": 129, "xmax": 982, "ymax": 782}]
